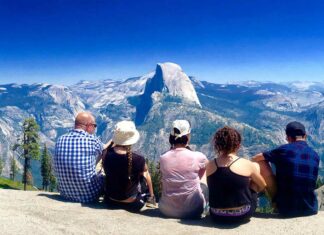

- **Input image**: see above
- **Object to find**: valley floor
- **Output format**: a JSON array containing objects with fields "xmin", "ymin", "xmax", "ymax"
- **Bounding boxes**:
[{"xmin": 0, "ymin": 189, "xmax": 323, "ymax": 235}]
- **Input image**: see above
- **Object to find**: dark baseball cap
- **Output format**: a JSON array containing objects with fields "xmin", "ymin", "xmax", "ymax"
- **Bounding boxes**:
[{"xmin": 285, "ymin": 121, "xmax": 306, "ymax": 137}]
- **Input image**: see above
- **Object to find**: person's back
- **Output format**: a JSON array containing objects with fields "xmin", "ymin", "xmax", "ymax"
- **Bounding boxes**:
[
  {"xmin": 253, "ymin": 121, "xmax": 320, "ymax": 217},
  {"xmin": 208, "ymin": 158, "xmax": 256, "ymax": 210},
  {"xmin": 207, "ymin": 126, "xmax": 266, "ymax": 224},
  {"xmin": 159, "ymin": 148, "xmax": 207, "ymax": 218},
  {"xmin": 159, "ymin": 120, "xmax": 208, "ymax": 219},
  {"xmin": 103, "ymin": 147, "xmax": 145, "ymax": 201},
  {"xmin": 54, "ymin": 112, "xmax": 105, "ymax": 203},
  {"xmin": 263, "ymin": 141, "xmax": 319, "ymax": 216},
  {"xmin": 102, "ymin": 120, "xmax": 155, "ymax": 212}
]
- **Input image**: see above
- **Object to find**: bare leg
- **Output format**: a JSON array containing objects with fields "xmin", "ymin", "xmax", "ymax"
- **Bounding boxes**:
[{"xmin": 255, "ymin": 161, "xmax": 277, "ymax": 200}]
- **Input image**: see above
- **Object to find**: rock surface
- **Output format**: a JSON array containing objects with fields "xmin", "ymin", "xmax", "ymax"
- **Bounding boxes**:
[
  {"xmin": 1, "ymin": 189, "xmax": 324, "ymax": 235},
  {"xmin": 316, "ymin": 185, "xmax": 324, "ymax": 211}
]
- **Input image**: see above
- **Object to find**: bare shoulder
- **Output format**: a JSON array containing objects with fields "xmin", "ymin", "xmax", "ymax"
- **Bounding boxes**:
[
  {"xmin": 237, "ymin": 157, "xmax": 254, "ymax": 166},
  {"xmin": 206, "ymin": 159, "xmax": 217, "ymax": 176},
  {"xmin": 251, "ymin": 161, "xmax": 261, "ymax": 173},
  {"xmin": 240, "ymin": 158, "xmax": 260, "ymax": 172},
  {"xmin": 230, "ymin": 157, "xmax": 255, "ymax": 177},
  {"xmin": 238, "ymin": 157, "xmax": 251, "ymax": 163}
]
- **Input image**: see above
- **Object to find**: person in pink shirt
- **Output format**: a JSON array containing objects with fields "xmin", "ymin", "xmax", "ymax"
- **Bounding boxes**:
[{"xmin": 159, "ymin": 120, "xmax": 208, "ymax": 219}]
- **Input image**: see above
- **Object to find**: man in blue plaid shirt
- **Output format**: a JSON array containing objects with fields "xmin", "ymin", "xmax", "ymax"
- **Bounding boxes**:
[
  {"xmin": 253, "ymin": 121, "xmax": 320, "ymax": 217},
  {"xmin": 54, "ymin": 112, "xmax": 108, "ymax": 203}
]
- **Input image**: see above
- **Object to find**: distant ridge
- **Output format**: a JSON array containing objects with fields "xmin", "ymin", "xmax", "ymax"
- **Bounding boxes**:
[{"xmin": 0, "ymin": 62, "xmax": 323, "ymax": 185}]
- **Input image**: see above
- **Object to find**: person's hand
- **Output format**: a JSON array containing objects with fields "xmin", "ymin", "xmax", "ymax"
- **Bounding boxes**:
[
  {"xmin": 146, "ymin": 195, "xmax": 157, "ymax": 207},
  {"xmin": 103, "ymin": 139, "xmax": 113, "ymax": 149}
]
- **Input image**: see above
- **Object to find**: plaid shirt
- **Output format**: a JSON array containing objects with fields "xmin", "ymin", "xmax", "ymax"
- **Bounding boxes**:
[
  {"xmin": 54, "ymin": 129, "xmax": 104, "ymax": 203},
  {"xmin": 263, "ymin": 141, "xmax": 319, "ymax": 215}
]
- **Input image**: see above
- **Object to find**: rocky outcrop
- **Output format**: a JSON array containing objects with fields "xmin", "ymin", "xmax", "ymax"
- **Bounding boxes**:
[
  {"xmin": 135, "ymin": 62, "xmax": 201, "ymax": 125},
  {"xmin": 1, "ymin": 189, "xmax": 324, "ymax": 235}
]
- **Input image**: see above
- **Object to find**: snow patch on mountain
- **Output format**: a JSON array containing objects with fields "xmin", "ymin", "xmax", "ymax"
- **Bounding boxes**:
[
  {"xmin": 289, "ymin": 81, "xmax": 323, "ymax": 91},
  {"xmin": 255, "ymin": 90, "xmax": 277, "ymax": 96},
  {"xmin": 230, "ymin": 80, "xmax": 264, "ymax": 87}
]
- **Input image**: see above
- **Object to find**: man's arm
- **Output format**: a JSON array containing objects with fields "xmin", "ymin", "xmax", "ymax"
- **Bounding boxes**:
[
  {"xmin": 95, "ymin": 139, "xmax": 112, "ymax": 165},
  {"xmin": 96, "ymin": 150, "xmax": 105, "ymax": 165},
  {"xmin": 252, "ymin": 153, "xmax": 265, "ymax": 162}
]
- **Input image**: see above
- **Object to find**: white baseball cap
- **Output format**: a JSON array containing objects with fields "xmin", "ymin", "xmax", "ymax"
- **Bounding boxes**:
[{"xmin": 170, "ymin": 120, "xmax": 191, "ymax": 139}]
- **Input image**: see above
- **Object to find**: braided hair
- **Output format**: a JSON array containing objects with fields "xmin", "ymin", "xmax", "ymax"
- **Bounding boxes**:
[
  {"xmin": 213, "ymin": 126, "xmax": 241, "ymax": 155},
  {"xmin": 125, "ymin": 145, "xmax": 133, "ymax": 181}
]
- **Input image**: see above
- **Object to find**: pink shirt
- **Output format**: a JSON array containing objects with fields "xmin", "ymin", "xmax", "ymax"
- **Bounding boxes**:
[{"xmin": 159, "ymin": 148, "xmax": 208, "ymax": 218}]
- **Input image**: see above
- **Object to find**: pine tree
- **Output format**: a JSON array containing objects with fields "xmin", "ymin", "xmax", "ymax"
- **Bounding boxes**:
[
  {"xmin": 0, "ymin": 157, "xmax": 4, "ymax": 176},
  {"xmin": 49, "ymin": 172, "xmax": 57, "ymax": 192},
  {"xmin": 41, "ymin": 144, "xmax": 51, "ymax": 191},
  {"xmin": 10, "ymin": 157, "xmax": 18, "ymax": 181},
  {"xmin": 147, "ymin": 159, "xmax": 161, "ymax": 201},
  {"xmin": 13, "ymin": 117, "xmax": 41, "ymax": 190},
  {"xmin": 316, "ymin": 177, "xmax": 324, "ymax": 189}
]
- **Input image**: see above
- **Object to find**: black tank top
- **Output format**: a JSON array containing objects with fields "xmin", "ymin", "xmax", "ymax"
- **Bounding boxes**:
[
  {"xmin": 103, "ymin": 148, "xmax": 145, "ymax": 200},
  {"xmin": 207, "ymin": 158, "xmax": 254, "ymax": 208}
]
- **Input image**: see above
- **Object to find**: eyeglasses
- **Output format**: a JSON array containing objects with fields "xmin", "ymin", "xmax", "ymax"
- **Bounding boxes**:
[{"xmin": 78, "ymin": 123, "xmax": 97, "ymax": 128}]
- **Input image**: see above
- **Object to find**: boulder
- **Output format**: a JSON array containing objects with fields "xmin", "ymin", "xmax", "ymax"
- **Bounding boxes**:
[{"xmin": 1, "ymin": 189, "xmax": 324, "ymax": 234}]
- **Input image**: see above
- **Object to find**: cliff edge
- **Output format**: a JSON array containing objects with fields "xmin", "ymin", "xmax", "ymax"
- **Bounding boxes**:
[{"xmin": 0, "ymin": 189, "xmax": 323, "ymax": 235}]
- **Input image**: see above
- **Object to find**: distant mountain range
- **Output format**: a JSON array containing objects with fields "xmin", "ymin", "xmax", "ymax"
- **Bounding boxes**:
[{"xmin": 0, "ymin": 62, "xmax": 323, "ymax": 186}]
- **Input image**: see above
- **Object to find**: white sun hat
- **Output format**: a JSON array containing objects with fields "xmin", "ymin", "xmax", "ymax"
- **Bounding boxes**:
[
  {"xmin": 171, "ymin": 120, "xmax": 191, "ymax": 139},
  {"xmin": 112, "ymin": 120, "xmax": 140, "ymax": 146}
]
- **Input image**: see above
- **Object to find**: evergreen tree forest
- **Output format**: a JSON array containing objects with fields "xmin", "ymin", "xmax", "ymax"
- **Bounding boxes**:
[
  {"xmin": 0, "ymin": 157, "xmax": 4, "ymax": 176},
  {"xmin": 13, "ymin": 118, "xmax": 41, "ymax": 190},
  {"xmin": 10, "ymin": 157, "xmax": 18, "ymax": 181},
  {"xmin": 41, "ymin": 144, "xmax": 57, "ymax": 191},
  {"xmin": 7, "ymin": 117, "xmax": 57, "ymax": 191}
]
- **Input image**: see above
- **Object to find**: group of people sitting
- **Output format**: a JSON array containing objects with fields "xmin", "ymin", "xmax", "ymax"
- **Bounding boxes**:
[{"xmin": 54, "ymin": 112, "xmax": 320, "ymax": 224}]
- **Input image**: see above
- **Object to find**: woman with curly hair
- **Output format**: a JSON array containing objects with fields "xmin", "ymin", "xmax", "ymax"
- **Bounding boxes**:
[
  {"xmin": 102, "ymin": 121, "xmax": 154, "ymax": 212},
  {"xmin": 206, "ymin": 126, "xmax": 266, "ymax": 224}
]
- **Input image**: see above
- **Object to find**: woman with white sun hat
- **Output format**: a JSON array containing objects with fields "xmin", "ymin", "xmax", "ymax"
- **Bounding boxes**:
[{"xmin": 102, "ymin": 120, "xmax": 155, "ymax": 212}]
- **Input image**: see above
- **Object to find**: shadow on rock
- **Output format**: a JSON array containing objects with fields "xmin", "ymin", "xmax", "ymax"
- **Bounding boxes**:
[
  {"xmin": 0, "ymin": 184, "xmax": 19, "ymax": 190},
  {"xmin": 179, "ymin": 216, "xmax": 249, "ymax": 229},
  {"xmin": 37, "ymin": 193, "xmax": 73, "ymax": 203},
  {"xmin": 81, "ymin": 200, "xmax": 108, "ymax": 210},
  {"xmin": 139, "ymin": 207, "xmax": 164, "ymax": 218},
  {"xmin": 253, "ymin": 212, "xmax": 281, "ymax": 219}
]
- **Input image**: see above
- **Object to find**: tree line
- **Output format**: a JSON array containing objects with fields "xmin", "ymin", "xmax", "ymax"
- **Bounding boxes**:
[
  {"xmin": 4, "ymin": 117, "xmax": 57, "ymax": 191},
  {"xmin": 1, "ymin": 117, "xmax": 322, "ymax": 195}
]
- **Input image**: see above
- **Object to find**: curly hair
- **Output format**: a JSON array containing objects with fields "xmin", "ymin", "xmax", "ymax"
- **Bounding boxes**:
[{"xmin": 213, "ymin": 126, "xmax": 241, "ymax": 155}]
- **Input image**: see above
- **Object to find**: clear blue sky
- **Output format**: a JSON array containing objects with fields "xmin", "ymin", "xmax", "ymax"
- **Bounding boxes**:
[{"xmin": 1, "ymin": 0, "xmax": 324, "ymax": 85}]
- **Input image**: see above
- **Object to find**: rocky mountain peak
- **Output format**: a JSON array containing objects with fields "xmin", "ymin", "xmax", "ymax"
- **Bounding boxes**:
[
  {"xmin": 154, "ymin": 62, "xmax": 201, "ymax": 106},
  {"xmin": 134, "ymin": 62, "xmax": 201, "ymax": 125}
]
